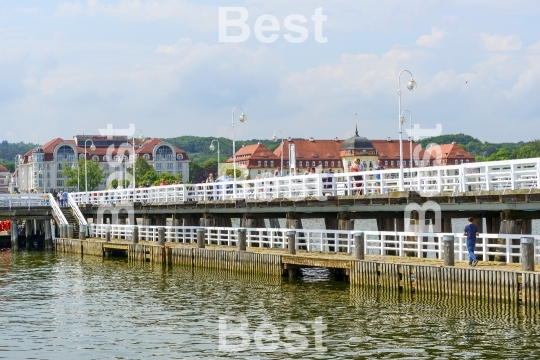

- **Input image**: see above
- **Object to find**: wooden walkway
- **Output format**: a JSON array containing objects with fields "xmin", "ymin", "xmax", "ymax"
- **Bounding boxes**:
[{"xmin": 55, "ymin": 237, "xmax": 540, "ymax": 306}]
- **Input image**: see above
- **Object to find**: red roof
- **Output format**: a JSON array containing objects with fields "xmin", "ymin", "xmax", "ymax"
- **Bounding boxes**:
[{"xmin": 0, "ymin": 164, "xmax": 9, "ymax": 173}]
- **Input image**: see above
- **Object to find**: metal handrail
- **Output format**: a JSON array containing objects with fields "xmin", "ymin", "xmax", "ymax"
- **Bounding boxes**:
[
  {"xmin": 48, "ymin": 193, "xmax": 69, "ymax": 225},
  {"xmin": 67, "ymin": 193, "xmax": 88, "ymax": 226}
]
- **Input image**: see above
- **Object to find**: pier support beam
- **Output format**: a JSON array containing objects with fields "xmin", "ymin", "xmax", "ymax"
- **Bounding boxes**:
[
  {"xmin": 44, "ymin": 220, "xmax": 53, "ymax": 250},
  {"xmin": 11, "ymin": 220, "xmax": 18, "ymax": 250},
  {"xmin": 338, "ymin": 212, "xmax": 353, "ymax": 253},
  {"xmin": 324, "ymin": 217, "xmax": 338, "ymax": 252},
  {"xmin": 521, "ymin": 237, "xmax": 535, "ymax": 271}
]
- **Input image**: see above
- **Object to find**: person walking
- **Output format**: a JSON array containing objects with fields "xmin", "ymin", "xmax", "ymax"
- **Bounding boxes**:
[{"xmin": 463, "ymin": 217, "xmax": 480, "ymax": 266}]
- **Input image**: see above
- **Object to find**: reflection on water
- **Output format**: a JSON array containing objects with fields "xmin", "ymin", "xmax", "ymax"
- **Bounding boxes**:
[{"xmin": 1, "ymin": 250, "xmax": 540, "ymax": 359}]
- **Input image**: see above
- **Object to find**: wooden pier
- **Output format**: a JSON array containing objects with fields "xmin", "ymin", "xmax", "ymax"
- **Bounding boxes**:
[{"xmin": 55, "ymin": 237, "xmax": 540, "ymax": 306}]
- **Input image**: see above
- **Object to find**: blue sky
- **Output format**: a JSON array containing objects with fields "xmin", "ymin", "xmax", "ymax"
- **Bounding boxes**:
[{"xmin": 0, "ymin": 0, "xmax": 539, "ymax": 144}]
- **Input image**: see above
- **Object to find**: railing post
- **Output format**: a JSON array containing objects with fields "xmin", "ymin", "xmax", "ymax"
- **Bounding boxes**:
[
  {"xmin": 521, "ymin": 237, "xmax": 535, "ymax": 271},
  {"xmin": 238, "ymin": 228, "xmax": 247, "ymax": 251},
  {"xmin": 287, "ymin": 230, "xmax": 296, "ymax": 255},
  {"xmin": 158, "ymin": 227, "xmax": 165, "ymax": 246},
  {"xmin": 132, "ymin": 226, "xmax": 139, "ymax": 244},
  {"xmin": 443, "ymin": 235, "xmax": 455, "ymax": 266},
  {"xmin": 197, "ymin": 228, "xmax": 205, "ymax": 248},
  {"xmin": 354, "ymin": 232, "xmax": 364, "ymax": 260},
  {"xmin": 105, "ymin": 226, "xmax": 111, "ymax": 242},
  {"xmin": 79, "ymin": 224, "xmax": 87, "ymax": 240}
]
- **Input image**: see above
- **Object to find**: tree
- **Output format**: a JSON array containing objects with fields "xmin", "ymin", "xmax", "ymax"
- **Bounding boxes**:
[
  {"xmin": 488, "ymin": 148, "xmax": 514, "ymax": 161},
  {"xmin": 61, "ymin": 158, "xmax": 105, "ymax": 191},
  {"xmin": 126, "ymin": 157, "xmax": 183, "ymax": 186}
]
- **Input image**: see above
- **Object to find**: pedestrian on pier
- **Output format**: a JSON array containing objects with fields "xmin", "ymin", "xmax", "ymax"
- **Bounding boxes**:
[{"xmin": 463, "ymin": 217, "xmax": 480, "ymax": 266}]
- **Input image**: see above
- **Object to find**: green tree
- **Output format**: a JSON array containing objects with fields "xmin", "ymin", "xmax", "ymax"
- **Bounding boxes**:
[
  {"xmin": 61, "ymin": 158, "xmax": 105, "ymax": 191},
  {"xmin": 487, "ymin": 148, "xmax": 514, "ymax": 161}
]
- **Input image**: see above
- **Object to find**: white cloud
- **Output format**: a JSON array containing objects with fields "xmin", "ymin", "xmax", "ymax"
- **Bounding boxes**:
[
  {"xmin": 155, "ymin": 38, "xmax": 192, "ymax": 55},
  {"xmin": 529, "ymin": 40, "xmax": 540, "ymax": 53},
  {"xmin": 416, "ymin": 27, "xmax": 448, "ymax": 47},
  {"xmin": 480, "ymin": 33, "xmax": 522, "ymax": 51}
]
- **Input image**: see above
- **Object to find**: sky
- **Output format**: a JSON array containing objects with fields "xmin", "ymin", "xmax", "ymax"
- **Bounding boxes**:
[{"xmin": 0, "ymin": 0, "xmax": 539, "ymax": 145}]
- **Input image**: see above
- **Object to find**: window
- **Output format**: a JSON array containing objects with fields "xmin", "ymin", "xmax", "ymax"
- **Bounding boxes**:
[
  {"xmin": 46, "ymin": 172, "xmax": 50, "ymax": 179},
  {"xmin": 415, "ymin": 160, "xmax": 418, "ymax": 166},
  {"xmin": 103, "ymin": 155, "xmax": 110, "ymax": 162},
  {"xmin": 79, "ymin": 154, "xmax": 85, "ymax": 159},
  {"xmin": 167, "ymin": 163, "xmax": 174, "ymax": 170},
  {"xmin": 460, "ymin": 159, "xmax": 464, "ymax": 164},
  {"xmin": 122, "ymin": 155, "xmax": 128, "ymax": 162},
  {"xmin": 331, "ymin": 161, "xmax": 334, "ymax": 166},
  {"xmin": 156, "ymin": 145, "xmax": 174, "ymax": 161},
  {"xmin": 258, "ymin": 161, "xmax": 261, "ymax": 166},
  {"xmin": 466, "ymin": 159, "xmax": 469, "ymax": 163},
  {"xmin": 286, "ymin": 161, "xmax": 290, "ymax": 166},
  {"xmin": 299, "ymin": 161, "xmax": 303, "ymax": 166},
  {"xmin": 427, "ymin": 160, "xmax": 430, "ymax": 165},
  {"xmin": 143, "ymin": 154, "xmax": 150, "ymax": 160},
  {"xmin": 325, "ymin": 161, "xmax": 328, "ymax": 166},
  {"xmin": 57, "ymin": 180, "xmax": 64, "ymax": 187},
  {"xmin": 391, "ymin": 161, "xmax": 394, "ymax": 166},
  {"xmin": 57, "ymin": 163, "xmax": 63, "ymax": 170},
  {"xmin": 455, "ymin": 160, "xmax": 458, "ymax": 164},
  {"xmin": 92, "ymin": 155, "xmax": 99, "ymax": 161},
  {"xmin": 270, "ymin": 161, "xmax": 274, "ymax": 167},
  {"xmin": 318, "ymin": 161, "xmax": 322, "ymax": 166},
  {"xmin": 47, "ymin": 164, "xmax": 50, "ymax": 170},
  {"xmin": 421, "ymin": 161, "xmax": 424, "ymax": 166},
  {"xmin": 177, "ymin": 154, "xmax": 183, "ymax": 160},
  {"xmin": 156, "ymin": 163, "xmax": 162, "ymax": 170},
  {"xmin": 103, "ymin": 164, "xmax": 109, "ymax": 173},
  {"xmin": 57, "ymin": 155, "xmax": 64, "ymax": 161},
  {"xmin": 264, "ymin": 161, "xmax": 268, "ymax": 167},
  {"xmin": 114, "ymin": 166, "xmax": 119, "ymax": 172},
  {"xmin": 384, "ymin": 161, "xmax": 388, "ymax": 166},
  {"xmin": 337, "ymin": 161, "xmax": 341, "ymax": 166},
  {"xmin": 312, "ymin": 161, "xmax": 315, "ymax": 166}
]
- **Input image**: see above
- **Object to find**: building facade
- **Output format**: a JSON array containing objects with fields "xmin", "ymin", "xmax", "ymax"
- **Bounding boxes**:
[
  {"xmin": 0, "ymin": 165, "xmax": 10, "ymax": 193},
  {"xmin": 17, "ymin": 135, "xmax": 189, "ymax": 193}
]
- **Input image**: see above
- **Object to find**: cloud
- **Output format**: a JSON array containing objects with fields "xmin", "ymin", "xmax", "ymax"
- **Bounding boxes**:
[
  {"xmin": 480, "ymin": 33, "xmax": 522, "ymax": 51},
  {"xmin": 416, "ymin": 27, "xmax": 448, "ymax": 47},
  {"xmin": 529, "ymin": 40, "xmax": 540, "ymax": 53},
  {"xmin": 155, "ymin": 38, "xmax": 192, "ymax": 55}
]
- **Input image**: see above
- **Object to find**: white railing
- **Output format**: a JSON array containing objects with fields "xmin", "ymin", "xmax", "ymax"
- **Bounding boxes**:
[
  {"xmin": 89, "ymin": 224, "xmax": 540, "ymax": 264},
  {"xmin": 67, "ymin": 193, "xmax": 88, "ymax": 226},
  {"xmin": 48, "ymin": 193, "xmax": 69, "ymax": 225},
  {"xmin": 71, "ymin": 157, "xmax": 540, "ymax": 205}
]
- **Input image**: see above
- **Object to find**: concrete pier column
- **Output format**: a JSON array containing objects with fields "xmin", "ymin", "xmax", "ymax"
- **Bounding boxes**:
[
  {"xmin": 238, "ymin": 228, "xmax": 247, "ymax": 251},
  {"xmin": 269, "ymin": 218, "xmax": 280, "ymax": 228},
  {"xmin": 11, "ymin": 220, "xmax": 19, "ymax": 250},
  {"xmin": 67, "ymin": 224, "xmax": 74, "ymax": 239},
  {"xmin": 285, "ymin": 213, "xmax": 303, "ymax": 230},
  {"xmin": 442, "ymin": 217, "xmax": 452, "ymax": 233},
  {"xmin": 197, "ymin": 228, "xmax": 205, "ymax": 248},
  {"xmin": 60, "ymin": 224, "xmax": 68, "ymax": 239},
  {"xmin": 44, "ymin": 220, "xmax": 53, "ymax": 250},
  {"xmin": 354, "ymin": 232, "xmax": 364, "ymax": 260},
  {"xmin": 287, "ymin": 230, "xmax": 296, "ymax": 255},
  {"xmin": 132, "ymin": 226, "xmax": 139, "ymax": 244},
  {"xmin": 158, "ymin": 227, "xmax": 165, "ymax": 246},
  {"xmin": 521, "ymin": 237, "xmax": 535, "ymax": 271},
  {"xmin": 324, "ymin": 217, "xmax": 338, "ymax": 252},
  {"xmin": 105, "ymin": 226, "xmax": 111, "ymax": 242},
  {"xmin": 443, "ymin": 235, "xmax": 455, "ymax": 266},
  {"xmin": 79, "ymin": 224, "xmax": 87, "ymax": 240}
]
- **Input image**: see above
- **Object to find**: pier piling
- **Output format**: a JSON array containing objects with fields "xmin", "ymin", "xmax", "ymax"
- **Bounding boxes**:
[
  {"xmin": 287, "ymin": 230, "xmax": 296, "ymax": 255},
  {"xmin": 197, "ymin": 228, "xmax": 205, "ymax": 248},
  {"xmin": 238, "ymin": 228, "xmax": 246, "ymax": 251},
  {"xmin": 521, "ymin": 237, "xmax": 534, "ymax": 271},
  {"xmin": 443, "ymin": 235, "xmax": 455, "ymax": 266},
  {"xmin": 354, "ymin": 232, "xmax": 364, "ymax": 260}
]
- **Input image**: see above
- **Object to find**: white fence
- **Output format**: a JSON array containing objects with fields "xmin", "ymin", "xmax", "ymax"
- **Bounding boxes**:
[
  {"xmin": 89, "ymin": 224, "xmax": 540, "ymax": 264},
  {"xmin": 71, "ymin": 157, "xmax": 540, "ymax": 205},
  {"xmin": 0, "ymin": 193, "xmax": 69, "ymax": 225}
]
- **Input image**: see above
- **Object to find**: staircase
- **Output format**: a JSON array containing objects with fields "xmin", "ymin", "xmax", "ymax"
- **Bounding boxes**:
[{"xmin": 60, "ymin": 207, "xmax": 80, "ymax": 238}]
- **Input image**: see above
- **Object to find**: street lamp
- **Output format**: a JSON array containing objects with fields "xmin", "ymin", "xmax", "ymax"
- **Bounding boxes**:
[
  {"xmin": 132, "ymin": 129, "xmax": 145, "ymax": 188},
  {"xmin": 14, "ymin": 154, "xmax": 21, "ymax": 187},
  {"xmin": 231, "ymin": 106, "xmax": 247, "ymax": 197},
  {"xmin": 209, "ymin": 139, "xmax": 220, "ymax": 173},
  {"xmin": 397, "ymin": 70, "xmax": 417, "ymax": 191},
  {"xmin": 72, "ymin": 162, "xmax": 80, "ymax": 192},
  {"xmin": 272, "ymin": 130, "xmax": 284, "ymax": 176},
  {"xmin": 84, "ymin": 139, "xmax": 96, "ymax": 194},
  {"xmin": 400, "ymin": 110, "xmax": 413, "ymax": 176}
]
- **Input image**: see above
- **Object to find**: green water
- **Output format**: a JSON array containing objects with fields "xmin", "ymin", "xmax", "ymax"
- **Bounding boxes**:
[{"xmin": 1, "ymin": 250, "xmax": 539, "ymax": 359}]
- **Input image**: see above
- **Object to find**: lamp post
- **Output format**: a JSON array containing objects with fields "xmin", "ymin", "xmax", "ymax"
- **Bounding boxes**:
[
  {"xmin": 132, "ymin": 129, "xmax": 145, "ymax": 188},
  {"xmin": 14, "ymin": 154, "xmax": 20, "ymax": 187},
  {"xmin": 272, "ymin": 130, "xmax": 284, "ymax": 176},
  {"xmin": 84, "ymin": 139, "xmax": 96, "ymax": 194},
  {"xmin": 231, "ymin": 107, "xmax": 247, "ymax": 197},
  {"xmin": 72, "ymin": 162, "xmax": 80, "ymax": 192},
  {"xmin": 397, "ymin": 70, "xmax": 417, "ymax": 191},
  {"xmin": 400, "ymin": 110, "xmax": 413, "ymax": 176},
  {"xmin": 209, "ymin": 140, "xmax": 220, "ymax": 173}
]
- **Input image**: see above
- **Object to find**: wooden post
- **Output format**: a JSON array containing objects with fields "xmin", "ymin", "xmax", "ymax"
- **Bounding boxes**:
[
  {"xmin": 521, "ymin": 237, "xmax": 534, "ymax": 271},
  {"xmin": 44, "ymin": 220, "xmax": 53, "ymax": 250},
  {"xmin": 354, "ymin": 232, "xmax": 364, "ymax": 260},
  {"xmin": 79, "ymin": 224, "xmax": 87, "ymax": 240},
  {"xmin": 158, "ymin": 227, "xmax": 165, "ymax": 246},
  {"xmin": 197, "ymin": 228, "xmax": 205, "ymax": 248},
  {"xmin": 442, "ymin": 217, "xmax": 452, "ymax": 233},
  {"xmin": 338, "ymin": 212, "xmax": 353, "ymax": 253},
  {"xmin": 132, "ymin": 226, "xmax": 139, "ymax": 244},
  {"xmin": 287, "ymin": 230, "xmax": 296, "ymax": 255},
  {"xmin": 105, "ymin": 226, "xmax": 111, "ymax": 242},
  {"xmin": 443, "ymin": 235, "xmax": 455, "ymax": 266},
  {"xmin": 324, "ymin": 217, "xmax": 338, "ymax": 252},
  {"xmin": 238, "ymin": 228, "xmax": 247, "ymax": 251}
]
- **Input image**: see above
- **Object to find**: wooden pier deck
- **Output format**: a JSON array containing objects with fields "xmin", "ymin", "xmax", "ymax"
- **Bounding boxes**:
[{"xmin": 55, "ymin": 237, "xmax": 540, "ymax": 306}]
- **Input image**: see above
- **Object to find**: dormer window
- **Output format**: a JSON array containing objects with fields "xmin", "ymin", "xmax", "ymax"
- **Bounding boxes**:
[{"xmin": 143, "ymin": 154, "xmax": 150, "ymax": 160}]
